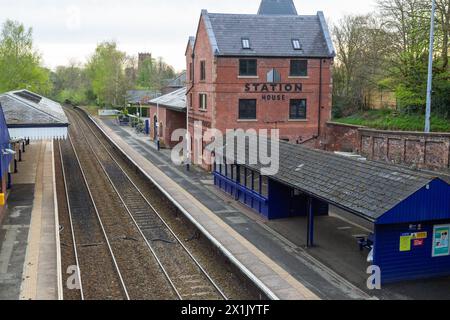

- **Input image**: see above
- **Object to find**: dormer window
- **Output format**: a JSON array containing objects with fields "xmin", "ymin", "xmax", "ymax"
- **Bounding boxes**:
[
  {"xmin": 292, "ymin": 39, "xmax": 302, "ymax": 50},
  {"xmin": 242, "ymin": 38, "xmax": 251, "ymax": 49}
]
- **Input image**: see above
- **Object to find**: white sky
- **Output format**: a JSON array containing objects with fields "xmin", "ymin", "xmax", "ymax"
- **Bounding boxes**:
[{"xmin": 0, "ymin": 0, "xmax": 377, "ymax": 72}]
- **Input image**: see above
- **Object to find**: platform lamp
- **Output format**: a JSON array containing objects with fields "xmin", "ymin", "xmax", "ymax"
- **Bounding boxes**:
[
  {"xmin": 156, "ymin": 102, "xmax": 160, "ymax": 151},
  {"xmin": 425, "ymin": 0, "xmax": 436, "ymax": 133}
]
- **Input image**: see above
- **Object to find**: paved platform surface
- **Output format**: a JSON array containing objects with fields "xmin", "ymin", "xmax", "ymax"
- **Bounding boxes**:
[
  {"xmin": 97, "ymin": 117, "xmax": 450, "ymax": 300},
  {"xmin": 0, "ymin": 141, "xmax": 60, "ymax": 300},
  {"xmin": 96, "ymin": 117, "xmax": 374, "ymax": 300}
]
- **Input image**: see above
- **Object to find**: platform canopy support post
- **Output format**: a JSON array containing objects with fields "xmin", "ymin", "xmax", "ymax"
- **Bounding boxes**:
[{"xmin": 307, "ymin": 196, "xmax": 315, "ymax": 248}]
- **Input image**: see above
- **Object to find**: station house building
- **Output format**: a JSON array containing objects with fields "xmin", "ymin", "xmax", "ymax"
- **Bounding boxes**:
[{"xmin": 186, "ymin": 0, "xmax": 335, "ymax": 167}]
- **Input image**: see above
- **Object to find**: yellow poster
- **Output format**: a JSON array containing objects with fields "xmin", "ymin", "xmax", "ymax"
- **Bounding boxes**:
[{"xmin": 400, "ymin": 236, "xmax": 412, "ymax": 252}]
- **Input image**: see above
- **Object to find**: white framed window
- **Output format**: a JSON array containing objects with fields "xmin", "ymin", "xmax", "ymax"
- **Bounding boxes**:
[
  {"xmin": 199, "ymin": 93, "xmax": 207, "ymax": 110},
  {"xmin": 242, "ymin": 38, "xmax": 251, "ymax": 49},
  {"xmin": 292, "ymin": 39, "xmax": 302, "ymax": 50}
]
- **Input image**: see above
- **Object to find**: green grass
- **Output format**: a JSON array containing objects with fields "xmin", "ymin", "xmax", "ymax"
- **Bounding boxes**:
[
  {"xmin": 333, "ymin": 109, "xmax": 450, "ymax": 133},
  {"xmin": 80, "ymin": 105, "xmax": 101, "ymax": 116}
]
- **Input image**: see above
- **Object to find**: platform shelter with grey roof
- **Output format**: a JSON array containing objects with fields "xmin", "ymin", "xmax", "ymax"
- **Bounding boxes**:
[
  {"xmin": 149, "ymin": 87, "xmax": 186, "ymax": 112},
  {"xmin": 0, "ymin": 90, "xmax": 68, "ymax": 140},
  {"xmin": 213, "ymin": 135, "xmax": 450, "ymax": 283}
]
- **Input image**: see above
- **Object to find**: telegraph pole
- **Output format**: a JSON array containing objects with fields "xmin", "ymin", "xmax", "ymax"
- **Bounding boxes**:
[{"xmin": 425, "ymin": 0, "xmax": 436, "ymax": 133}]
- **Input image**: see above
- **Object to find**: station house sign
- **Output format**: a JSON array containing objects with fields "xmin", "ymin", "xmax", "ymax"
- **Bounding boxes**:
[{"xmin": 244, "ymin": 68, "xmax": 302, "ymax": 101}]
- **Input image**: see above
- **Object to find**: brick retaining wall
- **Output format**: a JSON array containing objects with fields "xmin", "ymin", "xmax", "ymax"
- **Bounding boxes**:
[{"xmin": 324, "ymin": 122, "xmax": 450, "ymax": 171}]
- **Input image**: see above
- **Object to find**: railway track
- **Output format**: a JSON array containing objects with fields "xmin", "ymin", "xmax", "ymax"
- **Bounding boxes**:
[
  {"xmin": 58, "ymin": 137, "xmax": 128, "ymax": 300},
  {"xmin": 63, "ymin": 106, "xmax": 228, "ymax": 300}
]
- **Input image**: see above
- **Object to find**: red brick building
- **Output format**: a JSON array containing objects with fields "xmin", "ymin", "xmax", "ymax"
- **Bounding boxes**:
[
  {"xmin": 186, "ymin": 0, "xmax": 335, "ymax": 165},
  {"xmin": 148, "ymin": 88, "xmax": 186, "ymax": 148}
]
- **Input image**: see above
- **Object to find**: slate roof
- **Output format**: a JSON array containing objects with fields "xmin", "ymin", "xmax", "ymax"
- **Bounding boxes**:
[
  {"xmin": 149, "ymin": 87, "xmax": 186, "ymax": 112},
  {"xmin": 257, "ymin": 0, "xmax": 298, "ymax": 15},
  {"xmin": 202, "ymin": 10, "xmax": 335, "ymax": 58},
  {"xmin": 0, "ymin": 90, "xmax": 68, "ymax": 127},
  {"xmin": 126, "ymin": 90, "xmax": 161, "ymax": 104},
  {"xmin": 218, "ymin": 137, "xmax": 442, "ymax": 222}
]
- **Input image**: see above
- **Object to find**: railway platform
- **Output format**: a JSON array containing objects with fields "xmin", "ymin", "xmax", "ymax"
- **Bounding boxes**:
[
  {"xmin": 0, "ymin": 141, "xmax": 60, "ymax": 300},
  {"xmin": 93, "ymin": 116, "xmax": 374, "ymax": 300},
  {"xmin": 94, "ymin": 116, "xmax": 450, "ymax": 301}
]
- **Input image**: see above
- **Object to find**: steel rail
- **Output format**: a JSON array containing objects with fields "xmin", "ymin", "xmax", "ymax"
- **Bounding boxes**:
[
  {"xmin": 80, "ymin": 107, "xmax": 278, "ymax": 300},
  {"xmin": 71, "ymin": 108, "xmax": 228, "ymax": 300},
  {"xmin": 58, "ymin": 140, "xmax": 84, "ymax": 300},
  {"xmin": 66, "ymin": 134, "xmax": 131, "ymax": 300}
]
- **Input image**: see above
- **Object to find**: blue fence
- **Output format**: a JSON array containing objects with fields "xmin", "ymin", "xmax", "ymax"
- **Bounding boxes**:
[{"xmin": 214, "ymin": 172, "xmax": 269, "ymax": 218}]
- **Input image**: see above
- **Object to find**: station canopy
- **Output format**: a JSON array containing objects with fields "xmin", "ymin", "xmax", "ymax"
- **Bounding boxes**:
[
  {"xmin": 149, "ymin": 87, "xmax": 186, "ymax": 112},
  {"xmin": 217, "ymin": 136, "xmax": 450, "ymax": 224},
  {"xmin": 0, "ymin": 90, "xmax": 69, "ymax": 140}
]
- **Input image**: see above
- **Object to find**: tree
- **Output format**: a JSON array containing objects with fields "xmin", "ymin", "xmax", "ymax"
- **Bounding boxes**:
[
  {"xmin": 86, "ymin": 41, "xmax": 130, "ymax": 107},
  {"xmin": 436, "ymin": 0, "xmax": 450, "ymax": 69},
  {"xmin": 51, "ymin": 60, "xmax": 91, "ymax": 105},
  {"xmin": 332, "ymin": 14, "xmax": 392, "ymax": 116},
  {"xmin": 0, "ymin": 20, "xmax": 51, "ymax": 94},
  {"xmin": 137, "ymin": 56, "xmax": 175, "ymax": 90},
  {"xmin": 377, "ymin": 0, "xmax": 449, "ymax": 116}
]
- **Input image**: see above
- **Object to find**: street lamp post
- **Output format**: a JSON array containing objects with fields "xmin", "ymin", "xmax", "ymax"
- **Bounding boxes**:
[
  {"xmin": 425, "ymin": 0, "xmax": 436, "ymax": 133},
  {"xmin": 156, "ymin": 102, "xmax": 160, "ymax": 151}
]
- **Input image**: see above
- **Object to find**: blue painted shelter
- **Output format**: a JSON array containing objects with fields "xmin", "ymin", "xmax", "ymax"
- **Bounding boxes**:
[
  {"xmin": 213, "ymin": 136, "xmax": 450, "ymax": 283},
  {"xmin": 0, "ymin": 102, "xmax": 13, "ymax": 182}
]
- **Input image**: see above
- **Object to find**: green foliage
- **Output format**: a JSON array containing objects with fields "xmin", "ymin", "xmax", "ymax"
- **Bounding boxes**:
[
  {"xmin": 86, "ymin": 41, "xmax": 130, "ymax": 108},
  {"xmin": 0, "ymin": 20, "xmax": 51, "ymax": 94},
  {"xmin": 332, "ymin": 0, "xmax": 450, "ymax": 128},
  {"xmin": 137, "ymin": 56, "xmax": 175, "ymax": 90},
  {"xmin": 334, "ymin": 109, "xmax": 450, "ymax": 132},
  {"xmin": 51, "ymin": 62, "xmax": 92, "ymax": 105}
]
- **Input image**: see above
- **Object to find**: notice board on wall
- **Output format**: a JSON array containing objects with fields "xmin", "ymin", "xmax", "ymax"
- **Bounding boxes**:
[{"xmin": 432, "ymin": 225, "xmax": 450, "ymax": 257}]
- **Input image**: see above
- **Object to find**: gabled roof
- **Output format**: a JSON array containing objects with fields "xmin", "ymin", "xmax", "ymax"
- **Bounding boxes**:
[
  {"xmin": 201, "ymin": 10, "xmax": 335, "ymax": 58},
  {"xmin": 185, "ymin": 36, "xmax": 196, "ymax": 56},
  {"xmin": 149, "ymin": 87, "xmax": 186, "ymax": 112},
  {"xmin": 258, "ymin": 0, "xmax": 298, "ymax": 15},
  {"xmin": 218, "ymin": 137, "xmax": 446, "ymax": 222},
  {"xmin": 0, "ymin": 90, "xmax": 68, "ymax": 126},
  {"xmin": 126, "ymin": 90, "xmax": 161, "ymax": 104}
]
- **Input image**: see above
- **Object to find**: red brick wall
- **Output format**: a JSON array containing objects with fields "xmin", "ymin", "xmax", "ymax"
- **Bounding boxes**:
[
  {"xmin": 324, "ymin": 122, "xmax": 362, "ymax": 152},
  {"xmin": 149, "ymin": 106, "xmax": 186, "ymax": 148},
  {"xmin": 325, "ymin": 122, "xmax": 450, "ymax": 172},
  {"xmin": 214, "ymin": 57, "xmax": 332, "ymax": 142},
  {"xmin": 187, "ymin": 14, "xmax": 333, "ymax": 168}
]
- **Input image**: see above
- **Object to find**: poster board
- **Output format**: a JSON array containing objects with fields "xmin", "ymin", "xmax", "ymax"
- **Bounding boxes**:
[{"xmin": 432, "ymin": 225, "xmax": 450, "ymax": 257}]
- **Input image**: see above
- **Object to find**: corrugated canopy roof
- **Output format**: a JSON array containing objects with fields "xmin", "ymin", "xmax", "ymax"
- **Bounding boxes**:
[
  {"xmin": 203, "ymin": 10, "xmax": 335, "ymax": 57},
  {"xmin": 149, "ymin": 87, "xmax": 186, "ymax": 112},
  {"xmin": 218, "ymin": 136, "xmax": 443, "ymax": 222}
]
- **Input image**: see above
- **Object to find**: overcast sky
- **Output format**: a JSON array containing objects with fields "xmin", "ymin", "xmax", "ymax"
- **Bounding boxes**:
[{"xmin": 0, "ymin": 0, "xmax": 377, "ymax": 72}]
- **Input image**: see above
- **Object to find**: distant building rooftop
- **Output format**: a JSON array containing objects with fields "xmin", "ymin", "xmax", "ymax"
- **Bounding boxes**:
[
  {"xmin": 126, "ymin": 90, "xmax": 161, "ymax": 105},
  {"xmin": 257, "ymin": 0, "xmax": 298, "ymax": 15}
]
